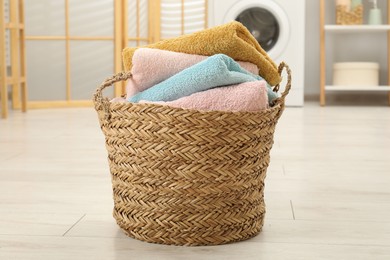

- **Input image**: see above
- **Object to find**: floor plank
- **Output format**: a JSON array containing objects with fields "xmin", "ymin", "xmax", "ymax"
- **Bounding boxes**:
[{"xmin": 1, "ymin": 103, "xmax": 390, "ymax": 259}]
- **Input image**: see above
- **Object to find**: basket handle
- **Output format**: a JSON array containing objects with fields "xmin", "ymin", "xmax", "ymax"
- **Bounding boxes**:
[
  {"xmin": 93, "ymin": 62, "xmax": 292, "ymax": 114},
  {"xmin": 93, "ymin": 71, "xmax": 133, "ymax": 116},
  {"xmin": 272, "ymin": 62, "xmax": 292, "ymax": 106}
]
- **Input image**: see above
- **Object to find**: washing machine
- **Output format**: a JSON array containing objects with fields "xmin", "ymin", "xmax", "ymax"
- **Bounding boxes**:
[{"xmin": 209, "ymin": 0, "xmax": 305, "ymax": 106}]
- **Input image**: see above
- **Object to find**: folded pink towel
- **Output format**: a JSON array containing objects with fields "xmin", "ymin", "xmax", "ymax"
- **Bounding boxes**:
[
  {"xmin": 126, "ymin": 48, "xmax": 259, "ymax": 99},
  {"xmin": 139, "ymin": 81, "xmax": 269, "ymax": 112},
  {"xmin": 110, "ymin": 97, "xmax": 127, "ymax": 103}
]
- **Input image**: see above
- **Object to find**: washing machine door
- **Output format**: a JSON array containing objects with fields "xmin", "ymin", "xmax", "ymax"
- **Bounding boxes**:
[{"xmin": 223, "ymin": 0, "xmax": 290, "ymax": 60}]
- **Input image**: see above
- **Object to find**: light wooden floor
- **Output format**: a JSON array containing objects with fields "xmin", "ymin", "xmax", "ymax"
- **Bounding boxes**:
[{"xmin": 1, "ymin": 103, "xmax": 390, "ymax": 260}]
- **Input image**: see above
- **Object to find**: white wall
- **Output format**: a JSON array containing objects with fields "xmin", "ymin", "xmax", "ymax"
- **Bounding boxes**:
[{"xmin": 305, "ymin": 0, "xmax": 388, "ymax": 96}]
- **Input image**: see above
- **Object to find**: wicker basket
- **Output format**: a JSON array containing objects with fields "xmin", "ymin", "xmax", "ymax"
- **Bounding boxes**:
[
  {"xmin": 93, "ymin": 62, "xmax": 291, "ymax": 246},
  {"xmin": 336, "ymin": 4, "xmax": 363, "ymax": 25}
]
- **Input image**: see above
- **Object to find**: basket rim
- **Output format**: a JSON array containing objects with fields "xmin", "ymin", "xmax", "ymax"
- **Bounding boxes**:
[{"xmin": 107, "ymin": 96, "xmax": 284, "ymax": 116}]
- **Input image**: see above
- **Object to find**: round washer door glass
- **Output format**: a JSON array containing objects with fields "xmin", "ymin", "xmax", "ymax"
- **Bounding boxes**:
[{"xmin": 235, "ymin": 7, "xmax": 279, "ymax": 52}]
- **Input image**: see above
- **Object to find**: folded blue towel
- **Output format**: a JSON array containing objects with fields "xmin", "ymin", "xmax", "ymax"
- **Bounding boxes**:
[{"xmin": 128, "ymin": 54, "xmax": 278, "ymax": 103}]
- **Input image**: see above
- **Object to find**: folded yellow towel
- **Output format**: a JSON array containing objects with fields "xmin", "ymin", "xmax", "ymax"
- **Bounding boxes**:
[{"xmin": 122, "ymin": 21, "xmax": 281, "ymax": 86}]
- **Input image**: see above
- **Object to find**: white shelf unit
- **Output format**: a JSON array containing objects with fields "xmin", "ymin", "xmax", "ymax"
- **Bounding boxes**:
[
  {"xmin": 324, "ymin": 24, "xmax": 390, "ymax": 32},
  {"xmin": 320, "ymin": 0, "xmax": 390, "ymax": 106},
  {"xmin": 325, "ymin": 85, "xmax": 390, "ymax": 91}
]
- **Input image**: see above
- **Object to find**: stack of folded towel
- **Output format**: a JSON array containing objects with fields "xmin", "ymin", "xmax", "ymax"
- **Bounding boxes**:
[{"xmin": 112, "ymin": 21, "xmax": 281, "ymax": 113}]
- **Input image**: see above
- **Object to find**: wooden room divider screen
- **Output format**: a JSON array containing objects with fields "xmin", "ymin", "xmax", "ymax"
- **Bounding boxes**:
[
  {"xmin": 8, "ymin": 0, "xmax": 208, "ymax": 110},
  {"xmin": 0, "ymin": 0, "xmax": 27, "ymax": 118}
]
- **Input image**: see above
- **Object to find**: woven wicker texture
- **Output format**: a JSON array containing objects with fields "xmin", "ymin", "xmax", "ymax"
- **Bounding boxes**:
[
  {"xmin": 336, "ymin": 4, "xmax": 363, "ymax": 25},
  {"xmin": 93, "ymin": 63, "xmax": 291, "ymax": 246}
]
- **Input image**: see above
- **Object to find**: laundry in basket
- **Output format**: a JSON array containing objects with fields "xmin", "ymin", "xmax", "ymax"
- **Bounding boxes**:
[{"xmin": 93, "ymin": 21, "xmax": 291, "ymax": 246}]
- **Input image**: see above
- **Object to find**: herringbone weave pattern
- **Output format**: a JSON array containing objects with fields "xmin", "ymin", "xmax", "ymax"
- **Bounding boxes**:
[{"xmin": 93, "ymin": 63, "xmax": 291, "ymax": 246}]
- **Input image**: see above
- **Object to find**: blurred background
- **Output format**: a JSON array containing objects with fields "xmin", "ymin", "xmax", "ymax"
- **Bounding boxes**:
[{"xmin": 1, "ymin": 0, "xmax": 389, "ymax": 118}]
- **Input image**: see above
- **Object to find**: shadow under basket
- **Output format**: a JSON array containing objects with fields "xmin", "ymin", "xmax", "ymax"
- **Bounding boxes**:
[{"xmin": 93, "ymin": 62, "xmax": 292, "ymax": 246}]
